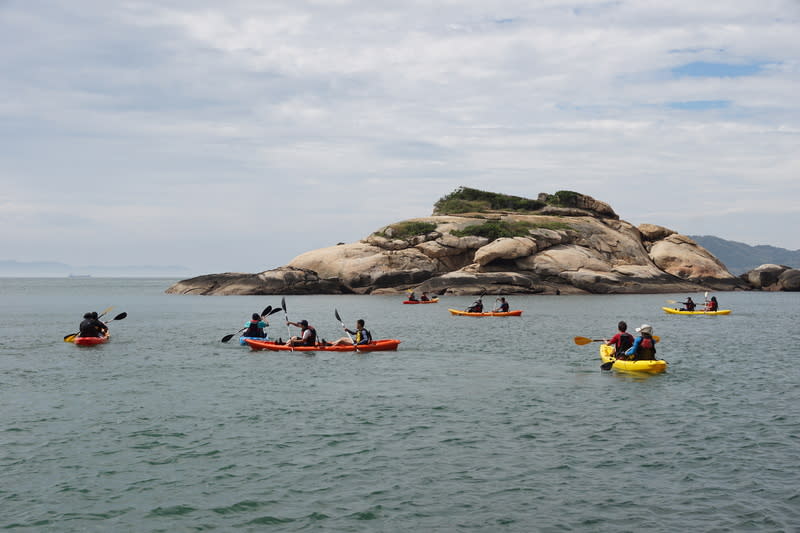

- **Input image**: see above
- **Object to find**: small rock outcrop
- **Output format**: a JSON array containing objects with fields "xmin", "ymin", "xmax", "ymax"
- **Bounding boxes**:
[
  {"xmin": 741, "ymin": 264, "xmax": 800, "ymax": 291},
  {"xmin": 166, "ymin": 187, "xmax": 752, "ymax": 295}
]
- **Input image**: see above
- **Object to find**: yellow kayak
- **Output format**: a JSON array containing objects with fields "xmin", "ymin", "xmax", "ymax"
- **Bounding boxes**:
[
  {"xmin": 599, "ymin": 344, "xmax": 667, "ymax": 374},
  {"xmin": 662, "ymin": 307, "xmax": 731, "ymax": 315}
]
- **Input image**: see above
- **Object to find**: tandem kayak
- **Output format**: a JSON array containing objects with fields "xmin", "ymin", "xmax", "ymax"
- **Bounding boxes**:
[
  {"xmin": 73, "ymin": 335, "xmax": 109, "ymax": 346},
  {"xmin": 245, "ymin": 339, "xmax": 402, "ymax": 352},
  {"xmin": 448, "ymin": 309, "xmax": 522, "ymax": 317},
  {"xmin": 661, "ymin": 307, "xmax": 731, "ymax": 316},
  {"xmin": 600, "ymin": 344, "xmax": 667, "ymax": 374},
  {"xmin": 402, "ymin": 299, "xmax": 439, "ymax": 304}
]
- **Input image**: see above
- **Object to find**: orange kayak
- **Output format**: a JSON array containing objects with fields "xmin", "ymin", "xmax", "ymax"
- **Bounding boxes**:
[
  {"xmin": 403, "ymin": 299, "xmax": 438, "ymax": 304},
  {"xmin": 245, "ymin": 339, "xmax": 401, "ymax": 352}
]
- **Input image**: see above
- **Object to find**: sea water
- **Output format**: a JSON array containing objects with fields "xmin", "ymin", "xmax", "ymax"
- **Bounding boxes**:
[{"xmin": 1, "ymin": 278, "xmax": 798, "ymax": 531}]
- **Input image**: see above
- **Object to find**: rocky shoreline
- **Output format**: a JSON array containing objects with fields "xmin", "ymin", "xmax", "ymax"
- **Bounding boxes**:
[{"xmin": 166, "ymin": 189, "xmax": 796, "ymax": 295}]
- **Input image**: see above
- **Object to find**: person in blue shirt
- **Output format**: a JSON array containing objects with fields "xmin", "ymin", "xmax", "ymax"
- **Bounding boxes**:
[
  {"xmin": 493, "ymin": 297, "xmax": 510, "ymax": 313},
  {"xmin": 243, "ymin": 313, "xmax": 269, "ymax": 339},
  {"xmin": 625, "ymin": 324, "xmax": 657, "ymax": 361}
]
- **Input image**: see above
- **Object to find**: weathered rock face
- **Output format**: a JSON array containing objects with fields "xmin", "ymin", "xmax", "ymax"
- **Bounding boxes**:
[
  {"xmin": 741, "ymin": 264, "xmax": 800, "ymax": 291},
  {"xmin": 164, "ymin": 267, "xmax": 349, "ymax": 295},
  {"xmin": 166, "ymin": 190, "xmax": 753, "ymax": 295}
]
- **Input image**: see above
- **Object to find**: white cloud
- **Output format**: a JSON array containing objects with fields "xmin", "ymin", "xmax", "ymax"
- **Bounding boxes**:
[{"xmin": 1, "ymin": 0, "xmax": 799, "ymax": 274}]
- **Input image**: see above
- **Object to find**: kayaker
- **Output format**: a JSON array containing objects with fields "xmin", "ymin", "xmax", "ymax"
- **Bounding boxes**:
[
  {"xmin": 79, "ymin": 312, "xmax": 108, "ymax": 338},
  {"xmin": 605, "ymin": 320, "xmax": 634, "ymax": 357},
  {"xmin": 493, "ymin": 297, "xmax": 510, "ymax": 313},
  {"xmin": 286, "ymin": 319, "xmax": 317, "ymax": 346},
  {"xmin": 330, "ymin": 319, "xmax": 373, "ymax": 346},
  {"xmin": 420, "ymin": 292, "xmax": 430, "ymax": 301},
  {"xmin": 408, "ymin": 292, "xmax": 418, "ymax": 302},
  {"xmin": 467, "ymin": 297, "xmax": 483, "ymax": 313},
  {"xmin": 680, "ymin": 297, "xmax": 696, "ymax": 311},
  {"xmin": 705, "ymin": 296, "xmax": 719, "ymax": 311},
  {"xmin": 624, "ymin": 324, "xmax": 657, "ymax": 361},
  {"xmin": 243, "ymin": 313, "xmax": 269, "ymax": 339}
]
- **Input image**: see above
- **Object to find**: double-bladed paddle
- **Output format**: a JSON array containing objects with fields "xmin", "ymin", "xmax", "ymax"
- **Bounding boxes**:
[
  {"xmin": 282, "ymin": 297, "xmax": 293, "ymax": 352},
  {"xmin": 63, "ymin": 306, "xmax": 115, "ymax": 342},
  {"xmin": 334, "ymin": 308, "xmax": 358, "ymax": 352}
]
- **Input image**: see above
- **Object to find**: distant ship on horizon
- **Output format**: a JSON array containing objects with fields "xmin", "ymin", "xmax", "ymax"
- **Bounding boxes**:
[{"xmin": 67, "ymin": 274, "xmax": 92, "ymax": 278}]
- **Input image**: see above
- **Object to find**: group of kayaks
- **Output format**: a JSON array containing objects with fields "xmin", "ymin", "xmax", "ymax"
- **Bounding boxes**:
[{"xmin": 587, "ymin": 298, "xmax": 732, "ymax": 375}]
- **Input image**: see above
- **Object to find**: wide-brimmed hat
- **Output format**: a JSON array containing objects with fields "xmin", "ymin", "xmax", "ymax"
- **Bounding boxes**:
[{"xmin": 635, "ymin": 324, "xmax": 653, "ymax": 334}]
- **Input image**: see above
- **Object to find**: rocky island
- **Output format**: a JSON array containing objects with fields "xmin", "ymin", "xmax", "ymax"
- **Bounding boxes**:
[{"xmin": 165, "ymin": 187, "xmax": 768, "ymax": 296}]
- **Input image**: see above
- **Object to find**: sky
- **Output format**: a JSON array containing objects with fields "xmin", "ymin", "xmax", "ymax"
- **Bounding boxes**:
[{"xmin": 1, "ymin": 0, "xmax": 798, "ymax": 275}]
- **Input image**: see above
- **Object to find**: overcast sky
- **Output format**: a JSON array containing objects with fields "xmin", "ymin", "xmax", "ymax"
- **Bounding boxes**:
[{"xmin": 2, "ymin": 0, "xmax": 798, "ymax": 275}]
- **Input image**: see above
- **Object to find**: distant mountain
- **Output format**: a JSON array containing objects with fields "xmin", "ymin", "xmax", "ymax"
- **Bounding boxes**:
[
  {"xmin": 689, "ymin": 236, "xmax": 800, "ymax": 274},
  {"xmin": 0, "ymin": 260, "xmax": 191, "ymax": 277}
]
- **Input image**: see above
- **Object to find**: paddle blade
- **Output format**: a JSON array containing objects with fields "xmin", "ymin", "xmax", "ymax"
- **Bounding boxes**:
[
  {"xmin": 98, "ymin": 305, "xmax": 115, "ymax": 318},
  {"xmin": 654, "ymin": 335, "xmax": 661, "ymax": 343},
  {"xmin": 112, "ymin": 312, "xmax": 127, "ymax": 321},
  {"xmin": 221, "ymin": 334, "xmax": 235, "ymax": 343},
  {"xmin": 573, "ymin": 336, "xmax": 594, "ymax": 345},
  {"xmin": 334, "ymin": 309, "xmax": 342, "ymax": 323},
  {"xmin": 268, "ymin": 308, "xmax": 282, "ymax": 315},
  {"xmin": 665, "ymin": 299, "xmax": 677, "ymax": 304},
  {"xmin": 601, "ymin": 361, "xmax": 615, "ymax": 371},
  {"xmin": 281, "ymin": 297, "xmax": 287, "ymax": 312},
  {"xmin": 64, "ymin": 333, "xmax": 78, "ymax": 343},
  {"xmin": 261, "ymin": 306, "xmax": 272, "ymax": 317}
]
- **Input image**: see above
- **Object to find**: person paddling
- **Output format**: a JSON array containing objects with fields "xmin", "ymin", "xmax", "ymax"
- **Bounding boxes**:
[
  {"xmin": 420, "ymin": 292, "xmax": 430, "ymax": 302},
  {"xmin": 286, "ymin": 319, "xmax": 317, "ymax": 346},
  {"xmin": 467, "ymin": 297, "xmax": 483, "ymax": 313},
  {"xmin": 705, "ymin": 296, "xmax": 719, "ymax": 311},
  {"xmin": 493, "ymin": 297, "xmax": 510, "ymax": 313},
  {"xmin": 79, "ymin": 312, "xmax": 108, "ymax": 338},
  {"xmin": 605, "ymin": 320, "xmax": 634, "ymax": 358},
  {"xmin": 624, "ymin": 324, "xmax": 657, "ymax": 361},
  {"xmin": 243, "ymin": 313, "xmax": 269, "ymax": 339},
  {"xmin": 680, "ymin": 297, "xmax": 696, "ymax": 311},
  {"xmin": 331, "ymin": 318, "xmax": 373, "ymax": 346}
]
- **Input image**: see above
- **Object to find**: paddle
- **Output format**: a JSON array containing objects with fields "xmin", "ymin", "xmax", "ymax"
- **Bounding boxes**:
[
  {"xmin": 575, "ymin": 335, "xmax": 661, "ymax": 345},
  {"xmin": 220, "ymin": 306, "xmax": 275, "ymax": 343},
  {"xmin": 282, "ymin": 297, "xmax": 293, "ymax": 352},
  {"xmin": 334, "ymin": 308, "xmax": 358, "ymax": 352},
  {"xmin": 63, "ymin": 306, "xmax": 114, "ymax": 342}
]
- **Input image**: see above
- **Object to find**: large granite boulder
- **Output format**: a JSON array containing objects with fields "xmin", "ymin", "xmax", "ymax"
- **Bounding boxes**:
[
  {"xmin": 741, "ymin": 264, "xmax": 800, "ymax": 291},
  {"xmin": 646, "ymin": 233, "xmax": 742, "ymax": 289}
]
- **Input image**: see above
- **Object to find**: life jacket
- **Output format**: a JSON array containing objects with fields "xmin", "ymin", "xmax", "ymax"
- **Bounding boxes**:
[
  {"xmin": 468, "ymin": 302, "xmax": 483, "ymax": 313},
  {"xmin": 635, "ymin": 335, "xmax": 657, "ymax": 360},
  {"xmin": 244, "ymin": 320, "xmax": 266, "ymax": 338},
  {"xmin": 355, "ymin": 328, "xmax": 372, "ymax": 344},
  {"xmin": 617, "ymin": 332, "xmax": 634, "ymax": 353},
  {"xmin": 302, "ymin": 326, "xmax": 317, "ymax": 345}
]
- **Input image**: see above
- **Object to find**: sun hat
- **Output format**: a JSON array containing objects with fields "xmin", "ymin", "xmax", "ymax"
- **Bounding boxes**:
[
  {"xmin": 299, "ymin": 319, "xmax": 308, "ymax": 326},
  {"xmin": 635, "ymin": 324, "xmax": 653, "ymax": 334}
]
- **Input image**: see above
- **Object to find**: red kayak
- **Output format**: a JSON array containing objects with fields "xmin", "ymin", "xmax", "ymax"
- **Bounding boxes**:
[
  {"xmin": 73, "ymin": 335, "xmax": 109, "ymax": 346},
  {"xmin": 402, "ymin": 298, "xmax": 438, "ymax": 304},
  {"xmin": 245, "ymin": 339, "xmax": 401, "ymax": 352}
]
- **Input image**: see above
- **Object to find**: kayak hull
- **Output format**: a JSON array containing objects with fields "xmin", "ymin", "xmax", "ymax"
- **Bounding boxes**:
[
  {"xmin": 600, "ymin": 344, "xmax": 667, "ymax": 374},
  {"xmin": 239, "ymin": 336, "xmax": 271, "ymax": 345},
  {"xmin": 245, "ymin": 339, "xmax": 401, "ymax": 352},
  {"xmin": 73, "ymin": 335, "xmax": 109, "ymax": 346},
  {"xmin": 662, "ymin": 307, "xmax": 731, "ymax": 315},
  {"xmin": 448, "ymin": 308, "xmax": 522, "ymax": 317},
  {"xmin": 403, "ymin": 299, "xmax": 439, "ymax": 304}
]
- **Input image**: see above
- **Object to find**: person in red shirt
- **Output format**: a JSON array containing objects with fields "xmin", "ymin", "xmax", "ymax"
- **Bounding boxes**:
[{"xmin": 606, "ymin": 321, "xmax": 634, "ymax": 358}]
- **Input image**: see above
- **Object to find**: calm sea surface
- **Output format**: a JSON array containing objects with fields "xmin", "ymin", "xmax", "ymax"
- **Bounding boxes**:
[{"xmin": 1, "ymin": 278, "xmax": 798, "ymax": 532}]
